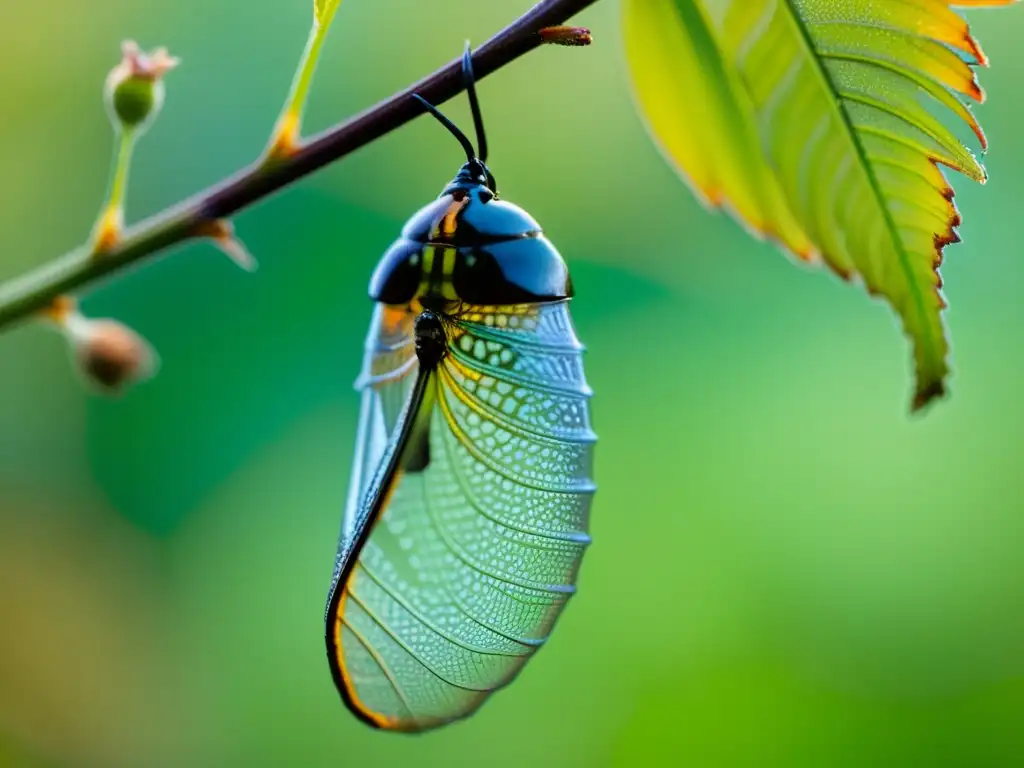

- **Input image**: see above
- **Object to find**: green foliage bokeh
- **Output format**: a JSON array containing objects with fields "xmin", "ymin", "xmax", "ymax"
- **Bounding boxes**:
[{"xmin": 1, "ymin": 1, "xmax": 1023, "ymax": 766}]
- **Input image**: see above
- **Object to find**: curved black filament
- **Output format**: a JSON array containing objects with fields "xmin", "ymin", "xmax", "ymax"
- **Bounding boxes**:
[
  {"xmin": 411, "ymin": 93, "xmax": 476, "ymax": 164},
  {"xmin": 462, "ymin": 42, "xmax": 488, "ymax": 165}
]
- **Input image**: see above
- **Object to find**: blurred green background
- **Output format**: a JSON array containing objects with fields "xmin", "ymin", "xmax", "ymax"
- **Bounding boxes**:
[{"xmin": 2, "ymin": 1, "xmax": 1023, "ymax": 766}]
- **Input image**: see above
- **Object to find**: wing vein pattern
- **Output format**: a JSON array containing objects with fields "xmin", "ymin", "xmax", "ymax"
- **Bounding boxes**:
[{"xmin": 327, "ymin": 301, "xmax": 595, "ymax": 731}]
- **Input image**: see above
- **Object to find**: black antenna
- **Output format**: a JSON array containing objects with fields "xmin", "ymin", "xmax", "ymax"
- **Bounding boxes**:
[
  {"xmin": 462, "ymin": 42, "xmax": 488, "ymax": 165},
  {"xmin": 411, "ymin": 93, "xmax": 476, "ymax": 164}
]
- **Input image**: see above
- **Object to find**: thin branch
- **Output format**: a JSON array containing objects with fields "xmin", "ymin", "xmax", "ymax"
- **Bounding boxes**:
[{"xmin": 0, "ymin": 0, "xmax": 598, "ymax": 332}]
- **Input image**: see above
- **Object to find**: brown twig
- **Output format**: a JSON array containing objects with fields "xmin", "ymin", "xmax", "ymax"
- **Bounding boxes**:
[{"xmin": 0, "ymin": 0, "xmax": 598, "ymax": 331}]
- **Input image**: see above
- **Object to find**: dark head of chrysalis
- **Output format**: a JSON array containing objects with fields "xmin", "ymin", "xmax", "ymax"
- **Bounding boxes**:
[{"xmin": 370, "ymin": 44, "xmax": 573, "ymax": 312}]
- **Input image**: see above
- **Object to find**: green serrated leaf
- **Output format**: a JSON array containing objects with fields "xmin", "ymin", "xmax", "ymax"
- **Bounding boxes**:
[{"xmin": 623, "ymin": 0, "xmax": 1018, "ymax": 411}]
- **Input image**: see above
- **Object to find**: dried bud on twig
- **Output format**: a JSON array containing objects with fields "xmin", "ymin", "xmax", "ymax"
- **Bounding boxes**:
[
  {"xmin": 73, "ymin": 319, "xmax": 157, "ymax": 392},
  {"xmin": 104, "ymin": 40, "xmax": 180, "ymax": 132},
  {"xmin": 539, "ymin": 26, "xmax": 593, "ymax": 46},
  {"xmin": 46, "ymin": 297, "xmax": 158, "ymax": 395}
]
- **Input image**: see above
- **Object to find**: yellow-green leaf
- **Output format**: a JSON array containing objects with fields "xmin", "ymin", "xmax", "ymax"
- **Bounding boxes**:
[
  {"xmin": 624, "ymin": 0, "xmax": 1018, "ymax": 411},
  {"xmin": 314, "ymin": 0, "xmax": 341, "ymax": 27}
]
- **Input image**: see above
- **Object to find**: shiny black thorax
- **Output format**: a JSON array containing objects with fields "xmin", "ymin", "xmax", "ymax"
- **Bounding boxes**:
[{"xmin": 369, "ymin": 161, "xmax": 573, "ymax": 309}]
